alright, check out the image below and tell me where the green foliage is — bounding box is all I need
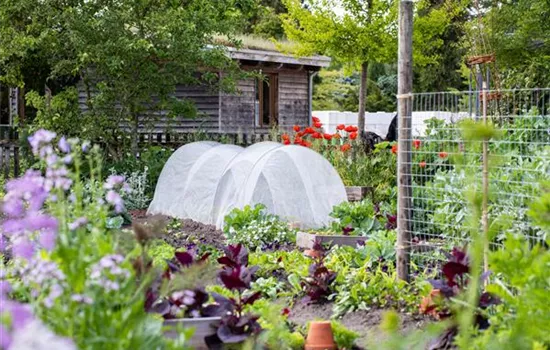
[324,245,430,317]
[416,117,550,243]
[248,299,305,350]
[147,240,176,268]
[223,204,297,249]
[330,320,360,349]
[251,276,286,299]
[330,200,381,235]
[485,0,550,88]
[331,142,397,199]
[106,146,172,199]
[312,67,396,112]
[0,0,248,153]
[250,250,311,279]
[468,235,550,349]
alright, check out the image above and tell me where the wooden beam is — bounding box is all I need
[397,0,413,282]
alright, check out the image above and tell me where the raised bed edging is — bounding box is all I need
[164,316,221,349]
[345,186,373,202]
[296,231,367,249]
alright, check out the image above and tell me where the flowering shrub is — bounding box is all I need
[110,167,151,210]
[0,130,184,349]
[223,204,296,250]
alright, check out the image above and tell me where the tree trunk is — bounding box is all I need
[358,61,369,138]
[131,114,139,157]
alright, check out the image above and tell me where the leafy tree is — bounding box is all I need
[0,0,249,157]
[245,0,289,38]
[483,0,550,88]
[281,0,397,135]
[413,0,469,92]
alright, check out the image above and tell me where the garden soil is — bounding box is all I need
[289,302,430,349]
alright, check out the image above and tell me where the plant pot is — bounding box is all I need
[345,186,373,202]
[164,316,221,349]
[305,321,337,350]
[297,231,366,249]
[419,289,441,319]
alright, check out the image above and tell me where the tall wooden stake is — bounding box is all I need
[481,81,489,273]
[397,0,413,282]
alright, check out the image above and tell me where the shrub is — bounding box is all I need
[110,167,151,210]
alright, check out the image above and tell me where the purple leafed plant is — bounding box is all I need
[205,244,262,345]
[425,247,500,331]
[302,243,336,304]
[145,250,214,319]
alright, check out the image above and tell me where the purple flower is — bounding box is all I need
[81,141,90,153]
[106,190,124,213]
[39,230,56,251]
[12,238,35,260]
[68,217,88,231]
[28,129,56,157]
[0,280,12,296]
[71,294,93,304]
[0,324,12,349]
[0,235,6,251]
[58,137,70,153]
[25,214,58,232]
[0,300,34,329]
[2,198,24,217]
[104,175,126,190]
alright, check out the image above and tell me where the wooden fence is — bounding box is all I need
[136,131,279,148]
[0,142,20,179]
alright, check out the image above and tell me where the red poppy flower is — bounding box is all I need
[294,137,303,144]
[350,132,358,140]
[283,139,291,145]
[344,125,356,132]
[351,126,359,132]
[281,308,291,317]
[293,125,301,132]
[333,133,341,139]
[391,144,398,154]
[323,133,332,140]
[341,144,351,152]
[305,127,315,134]
[439,151,448,159]
[336,124,345,131]
[312,132,322,139]
[312,116,320,123]
[282,134,290,141]
[303,141,312,148]
[413,139,421,150]
[419,161,426,168]
[314,122,323,129]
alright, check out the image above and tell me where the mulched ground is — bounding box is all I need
[289,302,431,349]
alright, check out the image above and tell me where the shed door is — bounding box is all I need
[256,74,278,127]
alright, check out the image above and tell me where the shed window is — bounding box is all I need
[0,84,11,126]
[255,74,278,127]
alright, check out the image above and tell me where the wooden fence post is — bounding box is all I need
[397,0,413,282]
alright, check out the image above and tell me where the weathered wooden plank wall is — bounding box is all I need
[278,71,310,128]
[77,83,221,133]
[219,78,257,133]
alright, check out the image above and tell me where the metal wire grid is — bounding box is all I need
[401,88,550,271]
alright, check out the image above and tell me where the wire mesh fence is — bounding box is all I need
[400,88,550,274]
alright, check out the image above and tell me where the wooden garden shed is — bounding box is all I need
[130,47,331,136]
[2,48,330,138]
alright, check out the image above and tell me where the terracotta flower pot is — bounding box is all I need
[305,321,337,350]
[419,289,441,318]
